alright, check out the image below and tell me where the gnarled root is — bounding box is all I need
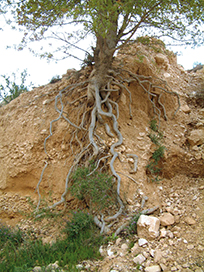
[35,67,179,234]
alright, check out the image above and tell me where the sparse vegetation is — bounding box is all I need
[147,119,166,181]
[0,70,33,105]
[0,212,103,272]
[70,162,116,213]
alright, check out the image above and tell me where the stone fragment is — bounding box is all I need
[160,228,167,238]
[133,254,146,265]
[121,243,128,251]
[160,263,168,271]
[155,53,169,68]
[195,268,203,272]
[159,213,175,226]
[137,215,160,240]
[33,267,42,272]
[187,129,204,146]
[107,247,114,256]
[131,243,139,255]
[187,244,194,250]
[154,250,163,263]
[181,104,191,114]
[197,245,204,252]
[138,238,148,247]
[145,265,161,272]
[184,216,196,225]
[115,237,122,246]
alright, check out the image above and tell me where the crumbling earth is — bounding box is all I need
[0,41,203,271]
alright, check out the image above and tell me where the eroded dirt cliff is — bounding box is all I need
[0,40,203,271]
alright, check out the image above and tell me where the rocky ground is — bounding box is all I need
[0,40,203,271]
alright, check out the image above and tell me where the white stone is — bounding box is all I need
[133,254,146,265]
[33,267,42,272]
[138,238,148,247]
[137,215,160,240]
[160,228,167,238]
[107,247,114,256]
[145,265,161,272]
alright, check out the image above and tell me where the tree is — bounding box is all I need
[2,0,204,232]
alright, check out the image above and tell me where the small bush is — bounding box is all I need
[0,223,24,248]
[70,163,116,212]
[0,212,103,272]
[147,119,166,181]
[64,211,94,239]
[0,69,33,105]
[127,213,141,235]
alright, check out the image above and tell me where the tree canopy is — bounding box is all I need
[3,0,204,65]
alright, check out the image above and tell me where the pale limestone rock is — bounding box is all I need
[195,268,203,272]
[187,129,204,147]
[160,263,168,271]
[154,250,163,263]
[181,104,191,114]
[137,215,160,240]
[33,267,42,272]
[155,53,169,67]
[159,213,175,226]
[115,237,122,246]
[121,243,128,251]
[160,228,167,238]
[197,245,204,252]
[184,216,196,225]
[133,253,146,265]
[131,242,139,255]
[138,238,148,247]
[145,265,161,272]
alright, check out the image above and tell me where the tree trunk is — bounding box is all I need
[87,16,118,102]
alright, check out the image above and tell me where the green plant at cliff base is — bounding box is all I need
[0,212,103,272]
[147,119,166,182]
[70,162,117,213]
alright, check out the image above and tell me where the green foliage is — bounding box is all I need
[64,211,94,239]
[149,119,158,132]
[147,119,166,181]
[0,70,33,105]
[70,163,116,212]
[4,0,204,62]
[0,223,24,249]
[127,213,141,235]
[0,213,103,272]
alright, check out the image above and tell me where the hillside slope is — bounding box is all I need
[0,40,203,271]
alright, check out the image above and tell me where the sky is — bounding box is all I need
[0,17,204,88]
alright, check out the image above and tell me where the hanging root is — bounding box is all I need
[35,66,180,234]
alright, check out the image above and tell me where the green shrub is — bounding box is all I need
[147,119,166,181]
[0,213,103,272]
[0,223,24,248]
[64,211,94,239]
[70,163,116,212]
[0,69,33,105]
[127,213,141,235]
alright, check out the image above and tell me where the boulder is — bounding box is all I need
[187,129,204,147]
[159,212,175,226]
[137,215,160,240]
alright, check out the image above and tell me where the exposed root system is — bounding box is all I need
[36,67,180,234]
